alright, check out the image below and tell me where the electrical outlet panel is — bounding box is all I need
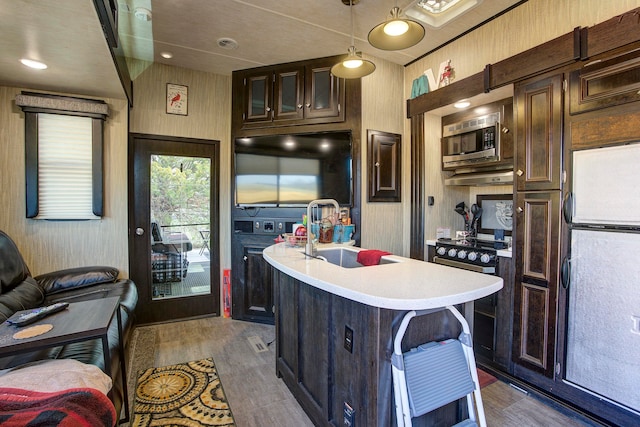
[344,325,353,353]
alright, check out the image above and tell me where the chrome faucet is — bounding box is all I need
[305,199,339,257]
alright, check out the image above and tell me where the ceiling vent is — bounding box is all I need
[217,38,239,50]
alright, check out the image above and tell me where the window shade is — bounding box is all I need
[17,91,107,219]
[36,113,99,220]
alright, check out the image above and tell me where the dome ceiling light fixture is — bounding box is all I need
[368,1,425,50]
[20,59,47,70]
[331,0,375,79]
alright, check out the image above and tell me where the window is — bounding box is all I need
[16,92,108,219]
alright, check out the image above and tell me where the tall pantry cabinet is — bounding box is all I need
[512,73,564,379]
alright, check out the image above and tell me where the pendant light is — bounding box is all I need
[331,0,375,79]
[368,3,425,50]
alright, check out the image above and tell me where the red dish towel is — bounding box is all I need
[357,249,392,266]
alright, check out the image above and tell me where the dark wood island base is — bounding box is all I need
[274,269,468,427]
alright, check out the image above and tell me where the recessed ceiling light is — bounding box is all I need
[454,100,471,109]
[161,52,173,59]
[134,7,152,21]
[217,38,239,50]
[20,59,47,70]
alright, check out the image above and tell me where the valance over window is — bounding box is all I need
[16,92,109,220]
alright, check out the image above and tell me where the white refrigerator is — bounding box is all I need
[564,142,640,415]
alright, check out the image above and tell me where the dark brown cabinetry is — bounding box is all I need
[513,73,564,379]
[231,55,362,326]
[231,233,275,324]
[474,256,514,372]
[515,74,564,191]
[367,130,401,202]
[570,50,640,115]
[238,58,344,129]
[512,191,561,378]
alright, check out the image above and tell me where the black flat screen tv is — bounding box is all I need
[234,131,352,207]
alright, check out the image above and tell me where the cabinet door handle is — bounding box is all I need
[516,169,524,176]
[516,206,523,213]
[297,104,303,109]
[266,107,271,112]
[561,256,571,289]
[375,162,380,167]
[243,256,248,261]
[563,192,574,224]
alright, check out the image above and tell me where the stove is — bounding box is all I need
[433,238,507,274]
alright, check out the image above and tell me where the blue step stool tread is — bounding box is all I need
[403,339,475,418]
[453,419,478,427]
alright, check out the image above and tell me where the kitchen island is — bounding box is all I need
[263,243,502,427]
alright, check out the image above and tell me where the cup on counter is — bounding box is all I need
[333,224,355,243]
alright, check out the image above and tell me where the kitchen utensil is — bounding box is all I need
[471,205,483,235]
[455,202,471,234]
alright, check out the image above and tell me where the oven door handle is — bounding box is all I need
[433,256,496,274]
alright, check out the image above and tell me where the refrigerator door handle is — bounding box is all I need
[561,256,571,289]
[563,192,573,224]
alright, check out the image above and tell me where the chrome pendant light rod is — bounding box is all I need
[331,0,375,79]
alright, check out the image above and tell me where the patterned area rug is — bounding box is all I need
[132,358,235,427]
[477,368,498,388]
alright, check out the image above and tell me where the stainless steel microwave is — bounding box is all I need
[442,112,502,170]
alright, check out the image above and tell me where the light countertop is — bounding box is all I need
[263,243,503,310]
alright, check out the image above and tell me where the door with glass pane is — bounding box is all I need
[130,134,219,324]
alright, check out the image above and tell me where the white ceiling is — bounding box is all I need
[0,0,523,100]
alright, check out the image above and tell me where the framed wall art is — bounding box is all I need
[166,83,188,116]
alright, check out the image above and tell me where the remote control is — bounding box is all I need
[9,302,69,327]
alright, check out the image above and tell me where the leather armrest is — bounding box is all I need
[35,266,119,295]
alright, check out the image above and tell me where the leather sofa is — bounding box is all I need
[0,230,138,418]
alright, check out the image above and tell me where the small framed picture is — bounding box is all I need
[166,83,188,115]
[477,194,513,236]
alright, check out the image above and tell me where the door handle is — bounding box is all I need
[135,227,145,236]
[561,256,571,289]
[563,192,574,224]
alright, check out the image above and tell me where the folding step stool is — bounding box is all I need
[391,306,487,427]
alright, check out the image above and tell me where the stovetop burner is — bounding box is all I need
[437,237,508,251]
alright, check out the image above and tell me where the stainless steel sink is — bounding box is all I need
[314,247,398,268]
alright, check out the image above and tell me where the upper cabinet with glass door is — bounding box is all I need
[239,57,345,129]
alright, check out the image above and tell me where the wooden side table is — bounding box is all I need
[0,297,129,423]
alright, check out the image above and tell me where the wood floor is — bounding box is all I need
[123,316,599,427]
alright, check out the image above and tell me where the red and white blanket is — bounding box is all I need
[0,387,116,427]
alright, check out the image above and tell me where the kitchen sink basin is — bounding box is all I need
[313,247,398,268]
